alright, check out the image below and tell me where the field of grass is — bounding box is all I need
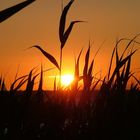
[1,0,140,139]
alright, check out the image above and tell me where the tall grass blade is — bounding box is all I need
[10,75,28,91]
[0,76,2,91]
[115,45,119,66]
[120,34,140,61]
[54,76,57,92]
[108,47,115,80]
[0,0,35,23]
[72,49,83,90]
[38,64,43,93]
[91,79,100,93]
[124,57,131,83]
[83,45,92,91]
[26,72,39,95]
[10,66,37,91]
[132,75,140,85]
[83,45,90,76]
[31,45,60,70]
[59,0,74,43]
[30,74,39,92]
[1,79,6,92]
[115,46,121,83]
[75,48,83,78]
[13,78,28,92]
[26,69,33,93]
[120,65,126,81]
[61,21,84,49]
[109,50,137,86]
[88,60,94,77]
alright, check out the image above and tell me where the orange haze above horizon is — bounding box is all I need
[0,0,140,90]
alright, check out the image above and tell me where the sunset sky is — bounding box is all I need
[0,0,140,89]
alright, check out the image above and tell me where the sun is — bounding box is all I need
[61,74,74,87]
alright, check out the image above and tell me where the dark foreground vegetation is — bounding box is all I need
[1,0,140,139]
[0,86,140,140]
[0,35,140,139]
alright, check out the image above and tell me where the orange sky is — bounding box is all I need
[0,0,140,90]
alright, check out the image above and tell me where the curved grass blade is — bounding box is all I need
[132,75,140,86]
[91,79,100,93]
[10,75,28,91]
[54,76,57,92]
[31,74,39,90]
[116,38,140,48]
[26,72,40,95]
[115,46,121,83]
[107,47,115,80]
[83,45,90,76]
[30,45,60,70]
[88,60,94,77]
[13,78,28,92]
[72,48,83,90]
[61,21,84,49]
[0,0,35,23]
[38,64,43,93]
[94,40,105,59]
[0,76,2,90]
[124,57,131,80]
[120,34,140,61]
[59,0,74,43]
[120,65,126,81]
[26,69,33,93]
[109,50,137,86]
[75,48,83,77]
[1,79,6,92]
[83,45,91,91]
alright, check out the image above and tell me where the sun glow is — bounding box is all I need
[61,74,74,87]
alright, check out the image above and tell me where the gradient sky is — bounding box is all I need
[0,0,140,89]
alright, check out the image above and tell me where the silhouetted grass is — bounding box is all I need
[1,0,140,139]
[0,0,35,23]
[0,35,140,140]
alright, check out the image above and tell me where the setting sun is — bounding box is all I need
[61,74,74,87]
[0,0,140,139]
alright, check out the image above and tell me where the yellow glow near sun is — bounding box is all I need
[61,74,74,87]
[49,74,74,88]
